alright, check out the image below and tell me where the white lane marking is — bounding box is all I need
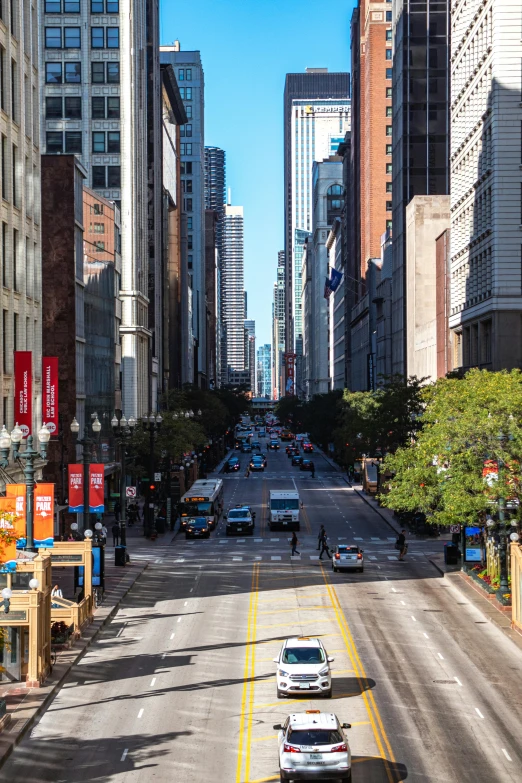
[177,617,182,623]
[233,557,243,561]
[271,538,280,542]
[184,602,188,606]
[475,708,484,719]
[170,633,175,640]
[454,677,463,687]
[391,587,397,592]
[255,556,262,560]
[400,601,406,606]
[236,539,246,543]
[174,558,185,562]
[437,652,444,660]
[411,616,417,622]
[337,537,346,540]
[423,633,429,639]
[310,556,319,560]
[387,556,398,561]
[137,709,144,719]
[254,538,263,542]
[371,537,380,540]
[150,677,156,687]
[502,749,512,762]
[161,652,166,659]
[354,537,363,541]
[369,556,377,560]
[387,537,396,541]
[189,588,193,592]
[121,749,128,762]
[271,556,281,561]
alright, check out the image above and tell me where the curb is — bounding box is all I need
[428,558,445,576]
[352,487,402,536]
[0,562,147,769]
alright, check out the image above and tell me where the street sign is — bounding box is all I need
[126,486,137,498]
[450,525,461,534]
[154,472,162,481]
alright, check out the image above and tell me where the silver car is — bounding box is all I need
[274,711,352,781]
[332,544,364,573]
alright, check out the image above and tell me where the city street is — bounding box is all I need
[2,446,522,782]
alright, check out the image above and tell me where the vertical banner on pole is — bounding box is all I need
[34,484,54,548]
[14,351,32,437]
[6,484,27,548]
[89,465,105,513]
[68,465,84,512]
[0,497,18,571]
[42,357,59,435]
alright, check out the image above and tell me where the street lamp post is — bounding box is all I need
[70,415,102,532]
[111,413,137,546]
[0,422,51,550]
[143,413,162,537]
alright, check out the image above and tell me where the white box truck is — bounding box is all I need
[269,490,300,531]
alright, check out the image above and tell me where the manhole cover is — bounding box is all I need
[433,680,456,684]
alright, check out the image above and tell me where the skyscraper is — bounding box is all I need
[41,0,151,416]
[257,345,272,398]
[160,43,207,387]
[244,319,256,393]
[283,70,351,362]
[391,0,450,375]
[221,204,245,380]
[204,146,226,257]
[272,251,286,399]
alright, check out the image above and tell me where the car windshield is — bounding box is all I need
[188,519,207,529]
[271,499,299,510]
[287,728,343,746]
[282,646,325,664]
[302,460,311,465]
[339,546,359,553]
[183,502,212,514]
[228,509,250,519]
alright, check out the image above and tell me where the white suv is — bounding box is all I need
[274,637,334,699]
[274,710,352,781]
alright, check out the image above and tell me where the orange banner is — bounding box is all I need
[34,483,54,549]
[0,497,17,572]
[6,484,27,547]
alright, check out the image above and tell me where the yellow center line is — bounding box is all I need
[257,618,335,629]
[258,605,330,615]
[320,563,398,783]
[253,734,278,743]
[300,501,312,534]
[235,563,258,783]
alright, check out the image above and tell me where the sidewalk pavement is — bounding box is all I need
[0,518,177,767]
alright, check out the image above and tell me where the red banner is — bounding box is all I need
[89,464,104,513]
[6,484,27,548]
[34,483,54,548]
[68,464,84,513]
[42,357,59,436]
[14,351,32,437]
[0,497,17,572]
[285,352,296,397]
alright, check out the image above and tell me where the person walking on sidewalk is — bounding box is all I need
[319,530,332,560]
[112,522,120,547]
[397,529,407,561]
[317,525,325,551]
[291,532,300,556]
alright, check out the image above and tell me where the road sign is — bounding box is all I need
[126,486,137,498]
[450,525,461,533]
[154,472,162,481]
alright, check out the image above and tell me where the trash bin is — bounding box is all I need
[444,543,459,565]
[155,515,166,534]
[114,545,126,567]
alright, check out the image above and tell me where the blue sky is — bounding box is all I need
[161,0,356,348]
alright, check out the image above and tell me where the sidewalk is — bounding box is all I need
[0,518,176,767]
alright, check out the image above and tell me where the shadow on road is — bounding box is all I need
[352,755,408,782]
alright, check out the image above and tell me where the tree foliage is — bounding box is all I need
[381,369,522,526]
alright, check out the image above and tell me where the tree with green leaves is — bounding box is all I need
[381,369,522,526]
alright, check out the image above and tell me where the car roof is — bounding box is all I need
[284,637,322,648]
[287,712,339,729]
[229,506,251,513]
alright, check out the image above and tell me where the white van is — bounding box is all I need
[269,490,300,531]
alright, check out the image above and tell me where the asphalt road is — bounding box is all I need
[2,441,522,782]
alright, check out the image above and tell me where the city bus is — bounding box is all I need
[179,479,224,530]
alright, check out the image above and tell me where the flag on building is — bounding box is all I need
[324,267,343,299]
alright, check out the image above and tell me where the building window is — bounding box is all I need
[187,217,192,229]
[185,143,192,155]
[386,87,392,98]
[385,48,392,60]
[386,106,392,117]
[107,96,120,118]
[106,0,119,10]
[92,166,106,188]
[65,97,81,118]
[386,219,392,231]
[386,29,392,41]
[65,131,82,153]
[64,27,81,48]
[64,0,80,10]
[92,131,105,152]
[65,62,81,82]
[180,143,185,155]
[107,62,120,83]
[185,124,192,137]
[46,131,63,153]
[186,68,192,80]
[326,184,344,224]
[386,11,392,21]
[0,136,5,200]
[185,198,192,211]
[188,255,193,269]
[1,223,5,287]
[185,179,193,193]
[386,144,392,154]
[92,96,105,118]
[178,68,184,81]
[12,228,17,291]
[45,27,61,48]
[91,27,104,47]
[93,202,103,215]
[185,105,192,119]
[386,125,392,136]
[107,131,120,152]
[386,163,392,173]
[106,27,119,48]
[93,222,104,233]
[45,0,61,12]
[386,68,392,79]
[179,87,185,99]
[91,61,105,83]
[107,166,120,187]
[45,96,62,118]
[45,62,62,83]
[386,181,392,192]
[187,234,193,250]
[386,201,392,211]
[95,241,105,252]
[185,87,192,100]
[91,0,103,10]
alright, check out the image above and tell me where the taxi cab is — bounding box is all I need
[273,711,352,781]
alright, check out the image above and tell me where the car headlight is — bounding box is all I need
[318,666,329,676]
[278,669,290,678]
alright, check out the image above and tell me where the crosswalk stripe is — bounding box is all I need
[271,556,281,561]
